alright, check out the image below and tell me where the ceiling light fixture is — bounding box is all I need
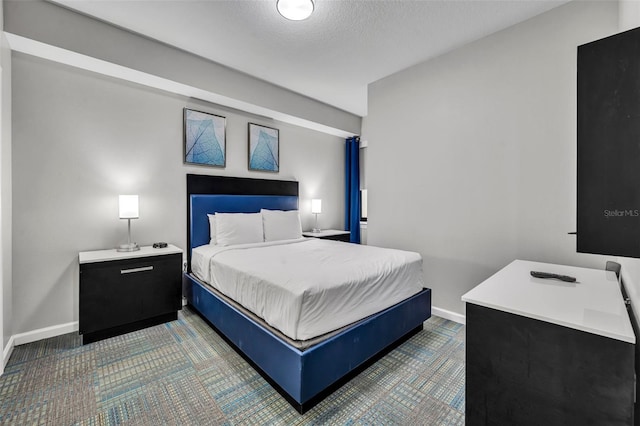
[277,0,314,21]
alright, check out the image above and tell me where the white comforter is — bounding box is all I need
[192,238,424,340]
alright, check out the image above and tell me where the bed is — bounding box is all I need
[182,174,432,413]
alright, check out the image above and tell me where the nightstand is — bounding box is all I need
[302,229,351,242]
[79,244,183,344]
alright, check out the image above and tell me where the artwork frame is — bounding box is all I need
[248,123,279,173]
[184,108,226,168]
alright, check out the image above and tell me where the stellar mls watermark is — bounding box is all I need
[604,209,640,218]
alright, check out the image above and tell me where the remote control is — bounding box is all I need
[530,271,576,282]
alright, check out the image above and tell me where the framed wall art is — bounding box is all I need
[184,108,226,167]
[248,123,279,172]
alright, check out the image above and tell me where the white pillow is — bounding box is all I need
[215,212,264,246]
[207,214,217,245]
[261,209,302,242]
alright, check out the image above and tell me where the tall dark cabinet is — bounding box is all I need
[578,27,640,426]
[577,27,640,257]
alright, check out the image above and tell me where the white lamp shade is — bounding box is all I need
[277,0,314,21]
[119,195,139,219]
[311,198,322,214]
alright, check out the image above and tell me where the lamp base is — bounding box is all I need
[117,242,140,252]
[312,228,321,233]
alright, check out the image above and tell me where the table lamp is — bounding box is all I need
[311,198,322,233]
[117,195,140,252]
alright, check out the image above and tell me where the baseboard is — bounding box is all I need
[432,306,466,325]
[3,308,463,353]
[2,334,14,372]
[13,321,78,346]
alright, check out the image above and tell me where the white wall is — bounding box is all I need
[11,53,345,335]
[363,1,619,315]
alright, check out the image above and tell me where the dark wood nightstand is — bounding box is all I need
[302,229,351,242]
[79,245,183,344]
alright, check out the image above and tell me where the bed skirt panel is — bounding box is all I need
[299,287,431,403]
[184,273,304,399]
[183,273,431,411]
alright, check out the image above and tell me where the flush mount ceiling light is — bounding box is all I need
[277,0,314,21]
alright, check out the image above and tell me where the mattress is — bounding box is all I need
[191,238,425,341]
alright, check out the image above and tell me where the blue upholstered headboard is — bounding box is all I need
[190,194,298,250]
[186,174,299,269]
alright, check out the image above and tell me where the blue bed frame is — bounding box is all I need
[183,174,432,413]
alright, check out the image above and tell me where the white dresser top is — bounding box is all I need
[79,244,182,264]
[462,259,635,343]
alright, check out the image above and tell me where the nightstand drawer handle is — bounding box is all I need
[121,266,154,274]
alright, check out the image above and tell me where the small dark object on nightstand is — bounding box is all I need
[153,242,168,248]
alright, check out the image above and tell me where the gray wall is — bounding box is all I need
[1,1,12,355]
[12,53,345,334]
[363,0,618,315]
[4,0,361,136]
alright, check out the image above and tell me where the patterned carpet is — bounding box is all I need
[0,307,465,425]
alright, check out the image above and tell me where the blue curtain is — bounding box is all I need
[345,137,361,243]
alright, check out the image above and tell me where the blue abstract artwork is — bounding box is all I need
[248,123,279,172]
[184,109,226,167]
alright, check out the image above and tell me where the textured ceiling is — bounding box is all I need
[50,0,569,116]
